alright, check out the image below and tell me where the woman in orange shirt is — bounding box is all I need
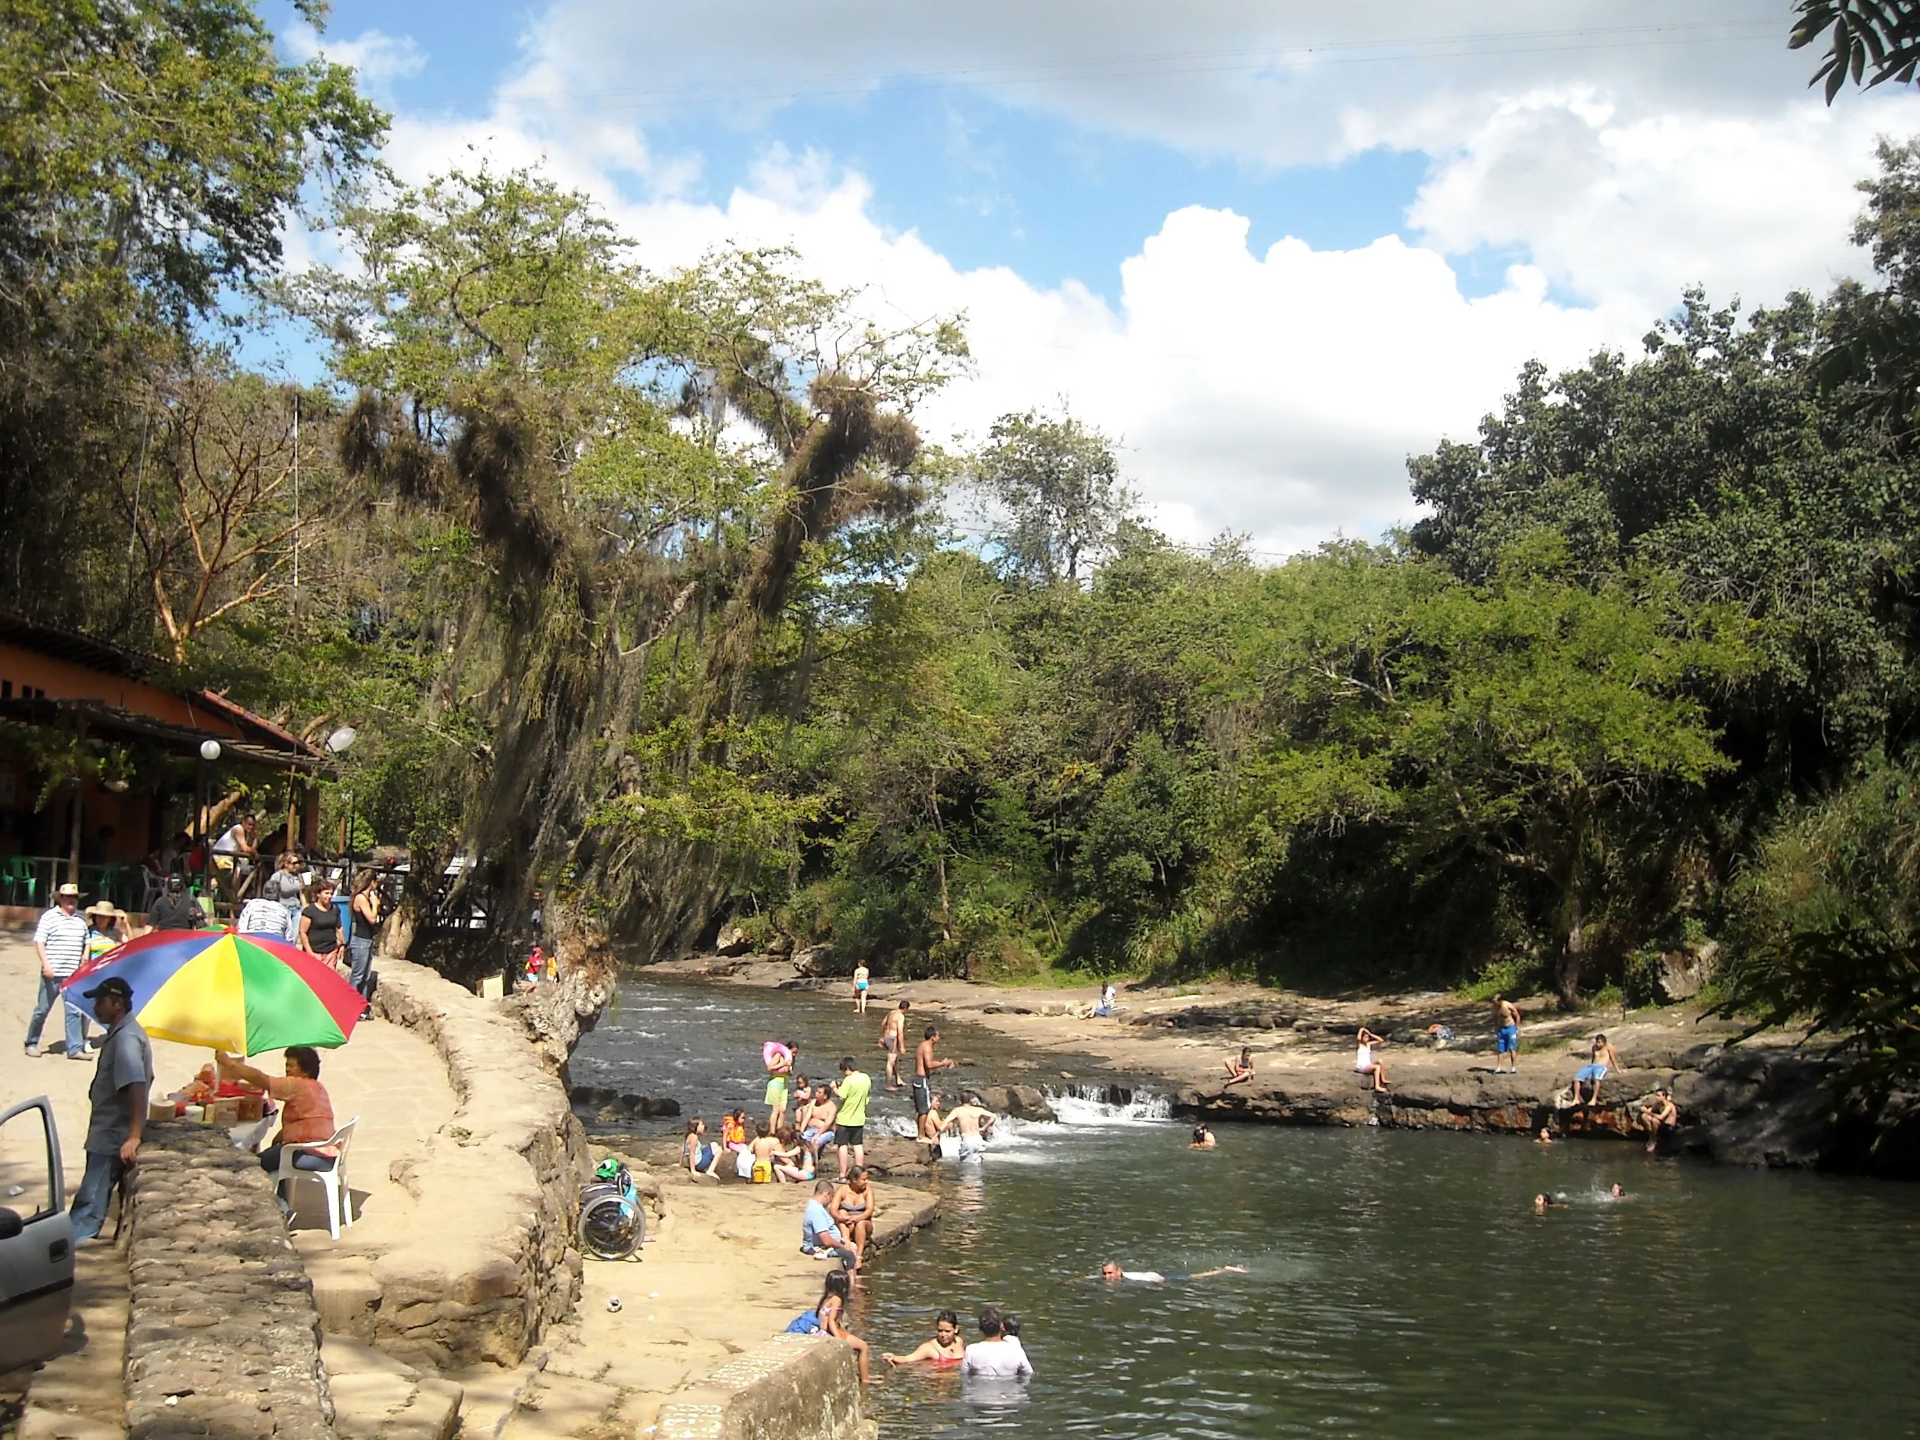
[216,1045,339,1187]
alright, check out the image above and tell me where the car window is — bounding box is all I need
[0,1102,59,1222]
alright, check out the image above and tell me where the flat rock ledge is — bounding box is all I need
[126,1125,335,1440]
[653,1336,869,1440]
[362,958,593,1369]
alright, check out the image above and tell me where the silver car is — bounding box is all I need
[0,1097,75,1370]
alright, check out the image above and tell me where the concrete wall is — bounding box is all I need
[126,1125,336,1440]
[653,1335,872,1440]
[355,958,591,1369]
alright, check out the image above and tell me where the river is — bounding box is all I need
[571,975,1920,1438]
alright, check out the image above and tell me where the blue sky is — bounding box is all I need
[273,1,1920,552]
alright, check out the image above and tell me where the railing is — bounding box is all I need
[0,856,150,912]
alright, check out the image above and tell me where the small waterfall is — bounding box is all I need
[1042,1083,1172,1126]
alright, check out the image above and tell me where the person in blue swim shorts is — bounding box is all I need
[1493,994,1521,1073]
[1570,1033,1620,1106]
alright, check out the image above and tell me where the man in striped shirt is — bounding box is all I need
[27,883,90,1059]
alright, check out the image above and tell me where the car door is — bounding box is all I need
[0,1096,74,1370]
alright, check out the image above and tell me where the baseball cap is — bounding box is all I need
[82,976,133,1003]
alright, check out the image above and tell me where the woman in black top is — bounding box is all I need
[299,878,344,970]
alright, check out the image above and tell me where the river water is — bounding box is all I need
[572,976,1920,1438]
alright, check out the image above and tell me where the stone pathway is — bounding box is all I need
[0,932,457,1431]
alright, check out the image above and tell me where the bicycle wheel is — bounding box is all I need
[578,1190,643,1260]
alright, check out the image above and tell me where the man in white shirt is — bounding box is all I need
[960,1307,1032,1378]
[27,883,91,1058]
[237,894,295,941]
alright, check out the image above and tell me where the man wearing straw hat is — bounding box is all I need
[26,882,89,1059]
[69,975,151,1242]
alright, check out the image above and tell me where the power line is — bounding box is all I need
[491,21,1782,118]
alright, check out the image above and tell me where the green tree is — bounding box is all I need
[970,409,1134,586]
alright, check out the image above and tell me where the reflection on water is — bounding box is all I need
[582,977,1920,1438]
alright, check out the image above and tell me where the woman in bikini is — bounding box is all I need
[683,1118,722,1179]
[1355,1027,1389,1092]
[815,1271,872,1384]
[883,1309,967,1366]
[830,1167,878,1260]
[1224,1046,1255,1088]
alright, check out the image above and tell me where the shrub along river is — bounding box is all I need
[572,976,1920,1438]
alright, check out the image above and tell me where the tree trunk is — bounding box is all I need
[1556,892,1586,1009]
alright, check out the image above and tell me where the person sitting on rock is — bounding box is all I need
[801,1178,859,1271]
[683,1117,722,1179]
[773,1125,813,1183]
[799,1084,837,1163]
[816,1270,873,1384]
[830,1166,879,1259]
[748,1121,781,1183]
[1640,1087,1679,1153]
[1354,1027,1389,1092]
[1570,1033,1621,1107]
[1224,1046,1255,1088]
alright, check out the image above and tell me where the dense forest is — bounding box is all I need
[6,2,1920,1093]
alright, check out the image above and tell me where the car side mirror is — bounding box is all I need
[0,1208,23,1240]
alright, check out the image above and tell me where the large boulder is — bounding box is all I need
[714,923,753,957]
[792,943,838,977]
[971,1084,1057,1122]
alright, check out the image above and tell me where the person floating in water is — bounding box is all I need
[1608,1183,1628,1199]
[1492,993,1522,1073]
[883,1309,967,1366]
[1097,1261,1246,1283]
[1355,1027,1389,1092]
[1532,1192,1569,1213]
[1223,1046,1255,1088]
[1189,1124,1217,1149]
[1570,1033,1620,1107]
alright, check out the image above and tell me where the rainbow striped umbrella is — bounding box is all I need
[62,928,364,1055]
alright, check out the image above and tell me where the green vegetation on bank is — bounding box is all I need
[3,2,1918,1104]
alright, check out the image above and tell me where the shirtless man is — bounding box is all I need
[912,1026,957,1142]
[829,1166,879,1261]
[1640,1087,1679,1153]
[942,1093,996,1158]
[879,1000,911,1090]
[1570,1033,1621,1107]
[1493,993,1522,1074]
[798,1084,838,1162]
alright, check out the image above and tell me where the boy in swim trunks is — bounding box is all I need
[913,1026,956,1143]
[1570,1033,1620,1106]
[1493,994,1521,1073]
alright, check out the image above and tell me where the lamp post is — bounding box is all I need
[198,739,221,898]
[324,726,357,889]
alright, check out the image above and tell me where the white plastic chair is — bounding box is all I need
[271,1117,357,1238]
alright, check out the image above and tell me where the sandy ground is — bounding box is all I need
[507,1169,936,1440]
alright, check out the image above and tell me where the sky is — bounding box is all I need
[267,0,1920,556]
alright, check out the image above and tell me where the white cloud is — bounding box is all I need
[341,0,1920,554]
[284,26,426,88]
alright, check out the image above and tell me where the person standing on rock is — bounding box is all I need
[69,976,150,1242]
[833,1056,873,1178]
[913,1026,957,1144]
[853,962,870,1013]
[1493,994,1522,1074]
[879,999,910,1089]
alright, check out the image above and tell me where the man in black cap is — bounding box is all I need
[144,874,205,930]
[70,975,152,1242]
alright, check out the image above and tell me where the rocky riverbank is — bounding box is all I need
[641,954,1920,1179]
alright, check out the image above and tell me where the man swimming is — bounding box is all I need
[1493,993,1521,1074]
[1097,1261,1246,1283]
[879,1000,910,1090]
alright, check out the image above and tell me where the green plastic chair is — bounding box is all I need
[2,856,37,907]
